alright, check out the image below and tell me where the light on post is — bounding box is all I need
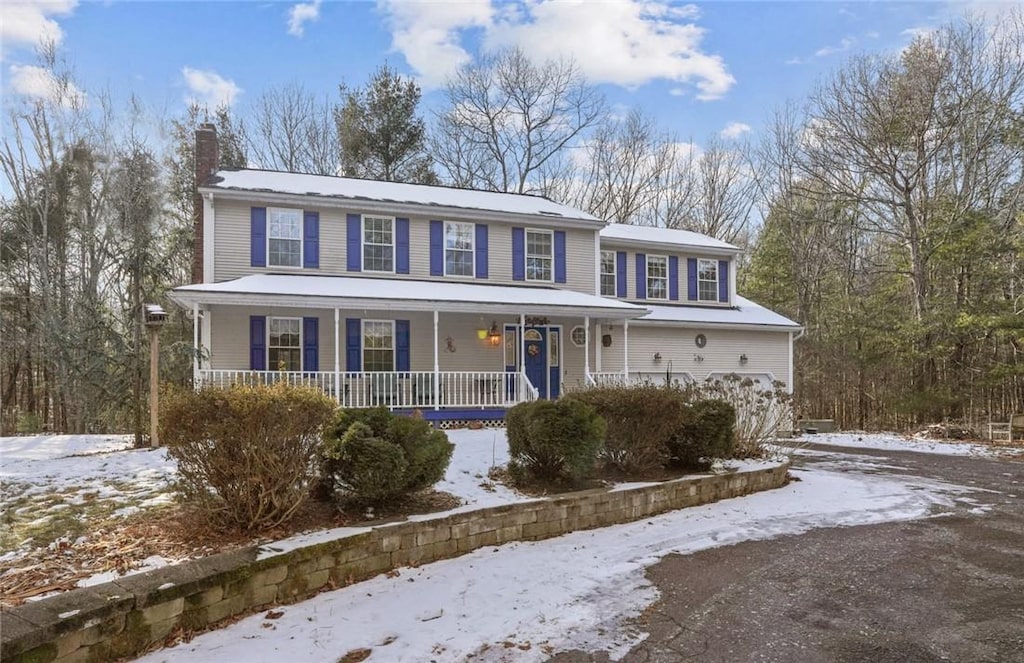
[144,304,166,448]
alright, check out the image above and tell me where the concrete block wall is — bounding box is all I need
[1,462,789,663]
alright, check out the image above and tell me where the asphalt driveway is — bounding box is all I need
[552,443,1024,663]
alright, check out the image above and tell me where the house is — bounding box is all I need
[168,125,801,425]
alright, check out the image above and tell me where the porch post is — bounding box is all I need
[192,303,199,387]
[334,308,341,404]
[583,315,590,382]
[433,310,440,410]
[595,320,602,372]
[623,319,630,381]
[520,313,526,400]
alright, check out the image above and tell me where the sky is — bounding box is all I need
[0,0,1018,151]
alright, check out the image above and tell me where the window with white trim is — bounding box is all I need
[526,229,553,281]
[444,221,474,277]
[698,259,718,302]
[600,250,616,296]
[268,208,302,267]
[363,320,395,372]
[268,317,301,371]
[363,216,394,272]
[647,255,668,300]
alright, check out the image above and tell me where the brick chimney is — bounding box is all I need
[192,123,219,283]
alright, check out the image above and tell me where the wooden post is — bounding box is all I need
[149,326,160,448]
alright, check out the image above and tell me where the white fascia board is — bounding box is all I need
[599,237,742,257]
[629,318,803,333]
[201,188,606,231]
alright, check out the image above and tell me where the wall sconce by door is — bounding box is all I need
[486,321,502,346]
[739,354,749,365]
[653,352,662,363]
[476,327,488,340]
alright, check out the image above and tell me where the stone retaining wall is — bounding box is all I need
[1,461,789,663]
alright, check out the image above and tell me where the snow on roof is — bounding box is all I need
[171,274,646,316]
[637,296,801,329]
[205,169,601,222]
[599,224,739,251]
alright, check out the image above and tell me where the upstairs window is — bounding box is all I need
[698,259,719,302]
[363,216,395,272]
[268,208,302,267]
[526,229,553,281]
[600,250,616,296]
[647,255,668,300]
[268,317,301,371]
[445,221,475,277]
[363,320,395,372]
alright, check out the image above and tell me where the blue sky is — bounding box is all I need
[0,1,1013,147]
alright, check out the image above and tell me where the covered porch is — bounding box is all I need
[169,274,646,416]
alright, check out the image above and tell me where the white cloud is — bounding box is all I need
[182,67,242,107]
[287,0,321,37]
[865,30,880,39]
[0,0,77,50]
[8,63,85,106]
[814,36,855,57]
[377,0,734,100]
[720,122,751,139]
[785,56,805,65]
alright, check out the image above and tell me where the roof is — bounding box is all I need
[204,169,601,223]
[170,274,647,318]
[600,224,740,252]
[635,296,801,330]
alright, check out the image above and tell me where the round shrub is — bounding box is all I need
[506,399,605,486]
[328,422,408,503]
[668,399,737,469]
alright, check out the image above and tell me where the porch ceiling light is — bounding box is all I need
[487,321,502,346]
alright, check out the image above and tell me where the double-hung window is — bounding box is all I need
[698,259,718,302]
[268,208,302,267]
[444,221,474,277]
[600,250,616,296]
[363,216,394,272]
[363,320,395,372]
[268,317,301,371]
[526,229,553,282]
[647,255,668,300]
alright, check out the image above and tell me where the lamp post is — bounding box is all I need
[143,304,167,448]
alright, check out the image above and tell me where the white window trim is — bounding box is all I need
[525,227,554,283]
[267,316,303,372]
[443,220,476,278]
[362,319,396,372]
[697,258,719,302]
[646,254,669,301]
[267,207,303,269]
[362,214,396,274]
[600,250,617,297]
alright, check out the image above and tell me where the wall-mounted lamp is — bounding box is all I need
[653,352,662,364]
[739,354,749,365]
[693,354,704,363]
[602,334,612,348]
[487,321,502,346]
[477,327,488,340]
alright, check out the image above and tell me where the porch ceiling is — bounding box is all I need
[169,273,648,318]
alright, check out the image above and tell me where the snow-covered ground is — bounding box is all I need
[794,432,1022,457]
[138,454,983,663]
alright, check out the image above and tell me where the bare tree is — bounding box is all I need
[686,134,758,245]
[433,48,604,194]
[245,82,338,175]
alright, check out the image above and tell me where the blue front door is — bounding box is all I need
[524,327,548,399]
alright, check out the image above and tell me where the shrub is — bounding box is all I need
[566,385,693,474]
[506,399,605,486]
[697,375,792,458]
[160,382,336,532]
[321,407,453,504]
[667,399,737,469]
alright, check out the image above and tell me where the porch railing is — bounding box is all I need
[196,369,537,410]
[586,371,695,387]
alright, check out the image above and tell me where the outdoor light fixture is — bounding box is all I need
[487,321,502,346]
[477,328,488,340]
[653,352,662,363]
[739,354,749,365]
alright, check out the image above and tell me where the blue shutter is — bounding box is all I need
[687,258,698,300]
[395,217,410,274]
[553,231,566,283]
[429,220,443,276]
[616,251,627,297]
[345,318,361,372]
[302,317,319,372]
[719,260,729,303]
[635,253,646,299]
[395,320,410,372]
[303,211,319,269]
[512,228,525,281]
[346,214,361,272]
[250,207,266,267]
[475,224,488,278]
[249,316,266,371]
[669,256,679,301]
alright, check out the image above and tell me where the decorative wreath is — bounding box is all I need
[527,343,541,357]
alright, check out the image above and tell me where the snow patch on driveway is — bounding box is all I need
[797,432,1020,457]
